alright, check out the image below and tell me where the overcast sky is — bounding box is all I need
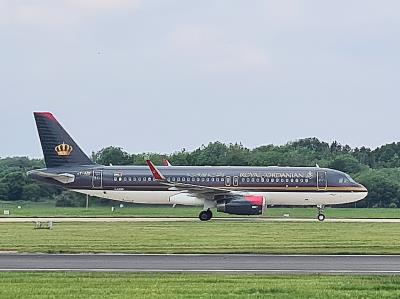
[1,0,400,158]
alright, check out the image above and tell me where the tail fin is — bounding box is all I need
[34,112,94,168]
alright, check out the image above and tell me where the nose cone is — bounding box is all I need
[359,184,368,193]
[358,184,368,200]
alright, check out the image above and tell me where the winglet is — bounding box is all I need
[146,160,166,180]
[163,159,172,167]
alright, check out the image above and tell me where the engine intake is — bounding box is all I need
[216,195,265,215]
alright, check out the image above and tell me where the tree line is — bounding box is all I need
[1,138,400,208]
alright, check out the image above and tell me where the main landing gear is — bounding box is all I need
[317,205,325,222]
[199,209,213,221]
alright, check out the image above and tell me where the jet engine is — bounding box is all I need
[216,195,266,215]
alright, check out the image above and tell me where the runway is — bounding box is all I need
[1,217,400,223]
[0,254,399,274]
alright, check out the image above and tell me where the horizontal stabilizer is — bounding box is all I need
[28,170,75,184]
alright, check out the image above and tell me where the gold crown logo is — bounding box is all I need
[55,143,73,156]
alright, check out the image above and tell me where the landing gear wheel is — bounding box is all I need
[317,214,326,222]
[199,209,213,221]
[316,205,326,222]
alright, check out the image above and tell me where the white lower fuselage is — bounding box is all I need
[74,189,368,207]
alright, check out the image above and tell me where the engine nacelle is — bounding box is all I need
[216,195,266,215]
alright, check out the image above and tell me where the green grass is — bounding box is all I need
[0,272,399,299]
[0,201,399,218]
[0,221,399,254]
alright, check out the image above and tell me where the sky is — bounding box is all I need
[1,0,400,158]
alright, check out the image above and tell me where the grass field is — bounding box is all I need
[0,272,399,299]
[0,221,399,254]
[0,201,399,219]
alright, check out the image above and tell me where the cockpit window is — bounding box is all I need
[345,174,356,184]
[338,174,356,184]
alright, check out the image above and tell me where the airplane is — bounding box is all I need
[27,112,368,221]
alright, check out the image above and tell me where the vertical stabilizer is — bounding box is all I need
[34,112,94,168]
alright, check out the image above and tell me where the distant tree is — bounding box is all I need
[328,155,365,174]
[355,170,400,208]
[93,147,131,165]
[1,171,26,201]
[0,183,8,200]
[191,142,229,166]
[373,143,400,168]
[22,184,41,201]
[170,149,191,166]
[225,143,249,166]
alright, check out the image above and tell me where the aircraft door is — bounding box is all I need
[225,176,231,187]
[317,171,327,190]
[233,176,239,187]
[92,170,103,188]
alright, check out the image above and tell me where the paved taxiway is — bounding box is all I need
[1,217,400,223]
[0,254,399,274]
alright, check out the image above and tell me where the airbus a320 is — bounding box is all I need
[28,112,368,221]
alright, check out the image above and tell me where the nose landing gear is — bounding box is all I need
[199,209,213,221]
[317,205,325,222]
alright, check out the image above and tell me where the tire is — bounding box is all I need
[317,214,326,222]
[199,210,212,221]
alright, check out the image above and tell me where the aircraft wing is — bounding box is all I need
[146,160,244,199]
